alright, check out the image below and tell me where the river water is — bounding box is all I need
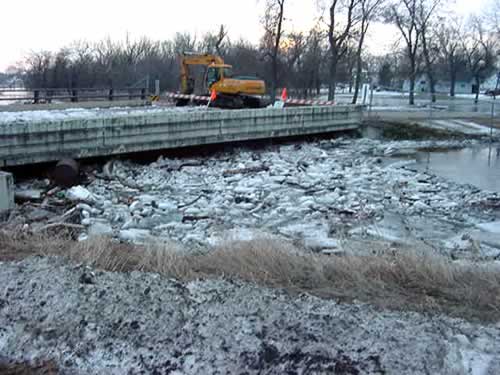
[415,145,500,192]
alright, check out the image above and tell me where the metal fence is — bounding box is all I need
[0,87,149,105]
[343,90,499,124]
[344,90,500,140]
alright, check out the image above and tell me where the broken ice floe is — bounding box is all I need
[58,137,499,260]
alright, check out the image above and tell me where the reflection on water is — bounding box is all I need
[416,145,500,192]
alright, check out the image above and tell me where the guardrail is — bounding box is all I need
[163,92,337,107]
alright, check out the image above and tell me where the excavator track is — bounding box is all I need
[176,94,266,109]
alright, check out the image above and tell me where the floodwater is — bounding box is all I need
[415,146,500,192]
[334,93,497,114]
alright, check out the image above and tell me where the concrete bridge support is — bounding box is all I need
[0,172,14,213]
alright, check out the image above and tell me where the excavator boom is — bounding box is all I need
[180,53,225,94]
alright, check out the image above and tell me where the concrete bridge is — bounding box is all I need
[0,105,362,167]
[0,105,362,210]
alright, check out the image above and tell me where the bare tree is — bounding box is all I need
[215,25,228,56]
[417,0,442,103]
[343,41,358,93]
[485,0,500,35]
[352,0,385,104]
[199,25,228,56]
[51,49,71,88]
[326,0,360,101]
[22,51,52,88]
[173,32,197,55]
[68,41,95,87]
[462,16,498,103]
[281,32,306,96]
[378,60,393,87]
[225,39,267,79]
[280,26,326,98]
[304,27,326,97]
[436,17,466,97]
[261,0,286,100]
[387,0,420,105]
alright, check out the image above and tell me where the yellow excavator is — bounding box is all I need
[177,53,267,109]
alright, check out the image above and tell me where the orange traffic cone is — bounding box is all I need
[208,90,217,107]
[281,88,288,101]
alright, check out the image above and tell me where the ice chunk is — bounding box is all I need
[66,186,95,203]
[158,201,177,211]
[304,237,339,250]
[129,201,143,213]
[88,222,113,237]
[476,221,500,234]
[119,229,151,244]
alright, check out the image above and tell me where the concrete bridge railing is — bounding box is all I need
[0,105,362,167]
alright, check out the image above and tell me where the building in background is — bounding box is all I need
[403,72,500,96]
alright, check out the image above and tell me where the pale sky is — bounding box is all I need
[0,0,489,72]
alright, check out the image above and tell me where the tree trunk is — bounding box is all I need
[271,55,278,102]
[409,59,416,105]
[348,64,354,94]
[449,66,456,97]
[352,29,366,105]
[328,52,338,101]
[352,54,363,104]
[409,77,415,105]
[475,75,480,104]
[270,0,284,103]
[421,29,436,103]
[428,72,437,103]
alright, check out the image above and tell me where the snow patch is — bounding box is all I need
[0,106,210,125]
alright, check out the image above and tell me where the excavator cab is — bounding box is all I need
[206,65,221,89]
[206,65,234,89]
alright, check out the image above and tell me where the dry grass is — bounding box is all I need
[1,230,499,322]
[0,360,59,375]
